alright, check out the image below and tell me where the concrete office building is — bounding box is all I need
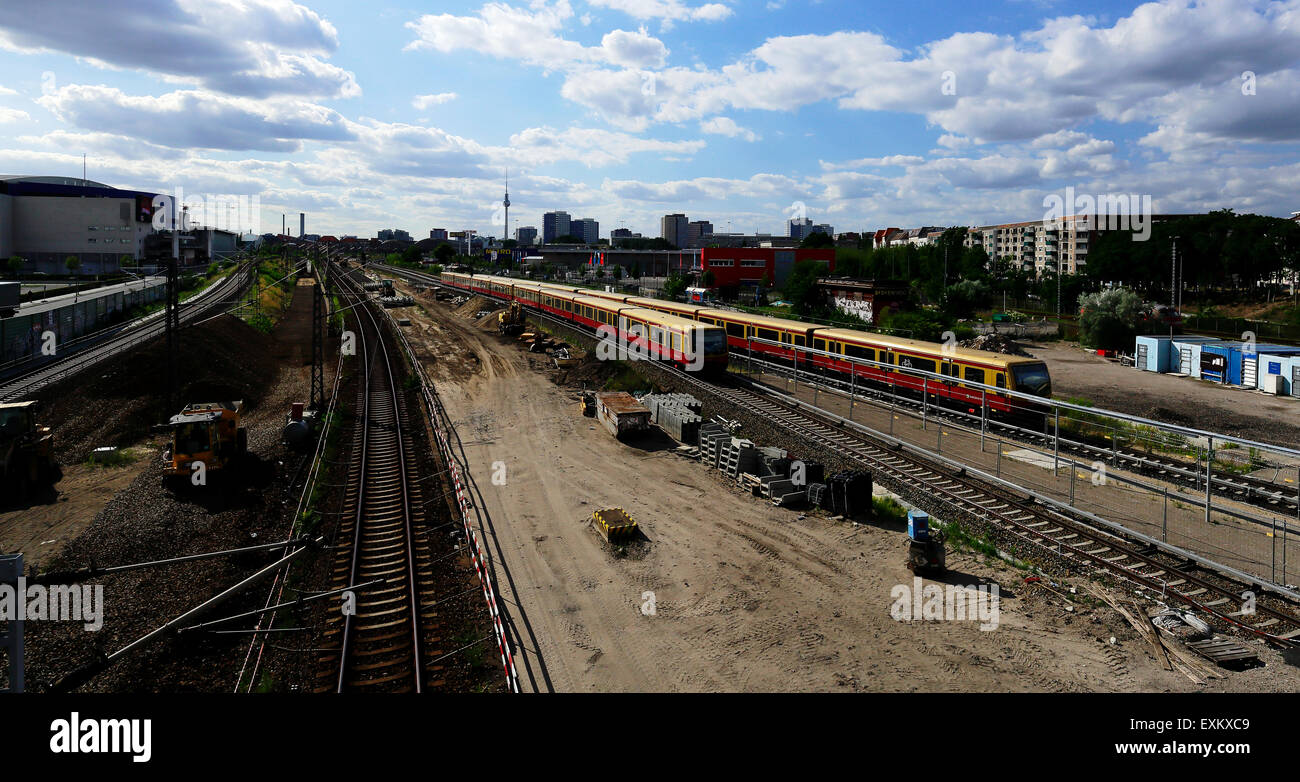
[687,220,713,247]
[515,226,538,246]
[661,213,688,248]
[0,175,163,275]
[543,211,571,244]
[571,217,599,244]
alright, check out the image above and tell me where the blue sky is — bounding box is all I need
[0,0,1297,240]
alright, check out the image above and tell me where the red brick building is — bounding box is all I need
[699,247,835,289]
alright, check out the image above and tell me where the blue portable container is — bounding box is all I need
[1200,343,1244,384]
[907,509,929,542]
[1134,335,1170,372]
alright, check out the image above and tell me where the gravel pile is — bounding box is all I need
[959,333,1031,356]
[34,316,283,462]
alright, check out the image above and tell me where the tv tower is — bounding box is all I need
[503,169,510,244]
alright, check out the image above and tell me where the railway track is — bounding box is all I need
[318,269,439,692]
[744,354,1300,518]
[0,261,254,401]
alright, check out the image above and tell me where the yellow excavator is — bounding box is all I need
[498,301,526,336]
[0,401,59,499]
[163,401,248,486]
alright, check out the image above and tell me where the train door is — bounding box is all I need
[1243,356,1257,388]
[1136,343,1148,371]
[1179,346,1192,374]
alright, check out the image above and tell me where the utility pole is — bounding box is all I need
[1170,236,1179,338]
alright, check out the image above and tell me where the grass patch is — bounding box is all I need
[872,496,907,524]
[85,447,139,468]
[601,363,656,393]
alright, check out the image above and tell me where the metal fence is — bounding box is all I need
[730,339,1300,595]
[1183,316,1300,344]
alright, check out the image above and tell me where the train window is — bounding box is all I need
[651,326,663,344]
[963,367,986,385]
[726,321,745,338]
[780,332,790,343]
[757,328,778,342]
[672,334,682,352]
[898,355,936,374]
[793,334,806,347]
[844,344,874,362]
[995,373,1006,388]
[813,338,826,352]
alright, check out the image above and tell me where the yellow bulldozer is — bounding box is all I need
[498,301,526,336]
[0,401,59,499]
[163,401,248,486]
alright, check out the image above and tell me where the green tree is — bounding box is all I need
[1078,287,1149,350]
[434,243,455,264]
[6,256,22,279]
[700,269,716,288]
[661,273,688,301]
[612,265,623,281]
[784,260,826,315]
[941,279,991,320]
[400,244,422,265]
[65,255,81,275]
[800,231,834,248]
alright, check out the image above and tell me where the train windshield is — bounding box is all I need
[1011,363,1052,396]
[702,329,728,356]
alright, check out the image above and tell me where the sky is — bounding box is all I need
[0,0,1297,241]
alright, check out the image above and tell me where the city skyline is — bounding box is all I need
[0,1,1297,240]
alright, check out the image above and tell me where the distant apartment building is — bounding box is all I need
[570,217,599,244]
[687,220,713,247]
[611,227,642,240]
[377,228,411,241]
[661,213,688,248]
[515,225,538,246]
[429,228,448,240]
[543,210,571,244]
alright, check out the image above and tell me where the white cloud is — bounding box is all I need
[0,106,30,123]
[37,85,354,152]
[587,0,732,28]
[412,92,458,109]
[404,2,669,70]
[0,0,359,99]
[700,116,758,142]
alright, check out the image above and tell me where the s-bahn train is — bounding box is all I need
[441,271,729,373]
[438,271,1052,417]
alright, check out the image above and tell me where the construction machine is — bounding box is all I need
[163,401,248,485]
[498,301,526,336]
[0,401,59,498]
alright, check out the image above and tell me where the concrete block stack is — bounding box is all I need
[643,394,704,445]
[718,437,760,478]
[699,423,730,468]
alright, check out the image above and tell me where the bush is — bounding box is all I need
[1078,288,1147,350]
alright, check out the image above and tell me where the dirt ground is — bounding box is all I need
[1025,341,1300,447]
[0,459,150,566]
[395,284,1296,692]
